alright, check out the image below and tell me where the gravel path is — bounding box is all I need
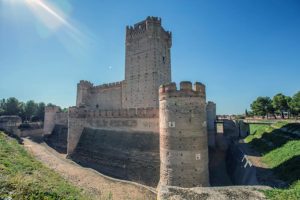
[23,138,156,200]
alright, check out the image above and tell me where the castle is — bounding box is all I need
[44,17,216,189]
[76,16,171,110]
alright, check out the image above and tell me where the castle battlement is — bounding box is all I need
[78,80,93,88]
[69,106,159,119]
[126,16,171,39]
[159,81,206,99]
[92,81,123,91]
[45,105,60,113]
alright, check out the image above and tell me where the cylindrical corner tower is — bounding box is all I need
[159,81,209,187]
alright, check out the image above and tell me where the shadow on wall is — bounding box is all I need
[70,128,160,187]
[226,142,259,186]
[44,125,68,154]
[223,120,250,139]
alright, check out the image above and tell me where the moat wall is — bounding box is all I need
[67,107,160,186]
[226,142,258,185]
[70,128,160,187]
[45,124,68,153]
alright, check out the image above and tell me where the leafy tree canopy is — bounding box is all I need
[0,97,58,122]
[250,96,273,117]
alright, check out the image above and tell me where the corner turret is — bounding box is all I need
[159,81,209,188]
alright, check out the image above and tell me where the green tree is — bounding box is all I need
[24,100,37,121]
[5,97,22,116]
[61,108,68,113]
[289,91,300,117]
[272,93,290,119]
[250,97,273,118]
[19,102,26,120]
[245,109,249,117]
[35,102,46,121]
[46,103,56,106]
[0,99,6,115]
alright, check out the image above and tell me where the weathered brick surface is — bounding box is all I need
[159,82,210,187]
[71,128,160,187]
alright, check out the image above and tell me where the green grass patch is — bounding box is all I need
[0,132,90,200]
[244,122,295,153]
[262,140,300,184]
[264,180,300,200]
[244,124,271,143]
[244,123,300,200]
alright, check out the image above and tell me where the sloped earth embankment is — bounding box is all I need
[23,138,156,200]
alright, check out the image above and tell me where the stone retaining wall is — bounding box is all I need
[70,128,160,187]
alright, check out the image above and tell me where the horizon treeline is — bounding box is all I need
[0,97,64,122]
[248,91,300,119]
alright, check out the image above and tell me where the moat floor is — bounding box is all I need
[23,137,156,200]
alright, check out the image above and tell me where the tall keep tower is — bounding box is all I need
[159,82,210,187]
[122,16,172,108]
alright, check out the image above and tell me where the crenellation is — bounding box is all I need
[180,81,193,91]
[159,81,206,100]
[79,80,93,87]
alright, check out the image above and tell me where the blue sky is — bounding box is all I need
[0,0,299,114]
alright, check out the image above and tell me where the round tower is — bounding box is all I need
[159,81,209,187]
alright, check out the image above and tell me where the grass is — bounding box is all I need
[244,124,271,143]
[244,122,300,200]
[0,131,90,200]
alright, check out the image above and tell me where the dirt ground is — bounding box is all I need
[23,137,156,200]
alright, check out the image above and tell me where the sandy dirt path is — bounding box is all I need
[23,138,156,200]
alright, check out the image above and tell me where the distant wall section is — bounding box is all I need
[76,81,123,110]
[43,106,68,136]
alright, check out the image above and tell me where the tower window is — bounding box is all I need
[162,56,166,64]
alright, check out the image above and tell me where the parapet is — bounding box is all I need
[69,106,159,119]
[78,80,93,88]
[126,16,171,40]
[45,105,60,113]
[207,101,216,107]
[92,81,124,91]
[159,81,206,100]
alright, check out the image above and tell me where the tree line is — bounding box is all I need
[248,91,300,119]
[0,97,63,122]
